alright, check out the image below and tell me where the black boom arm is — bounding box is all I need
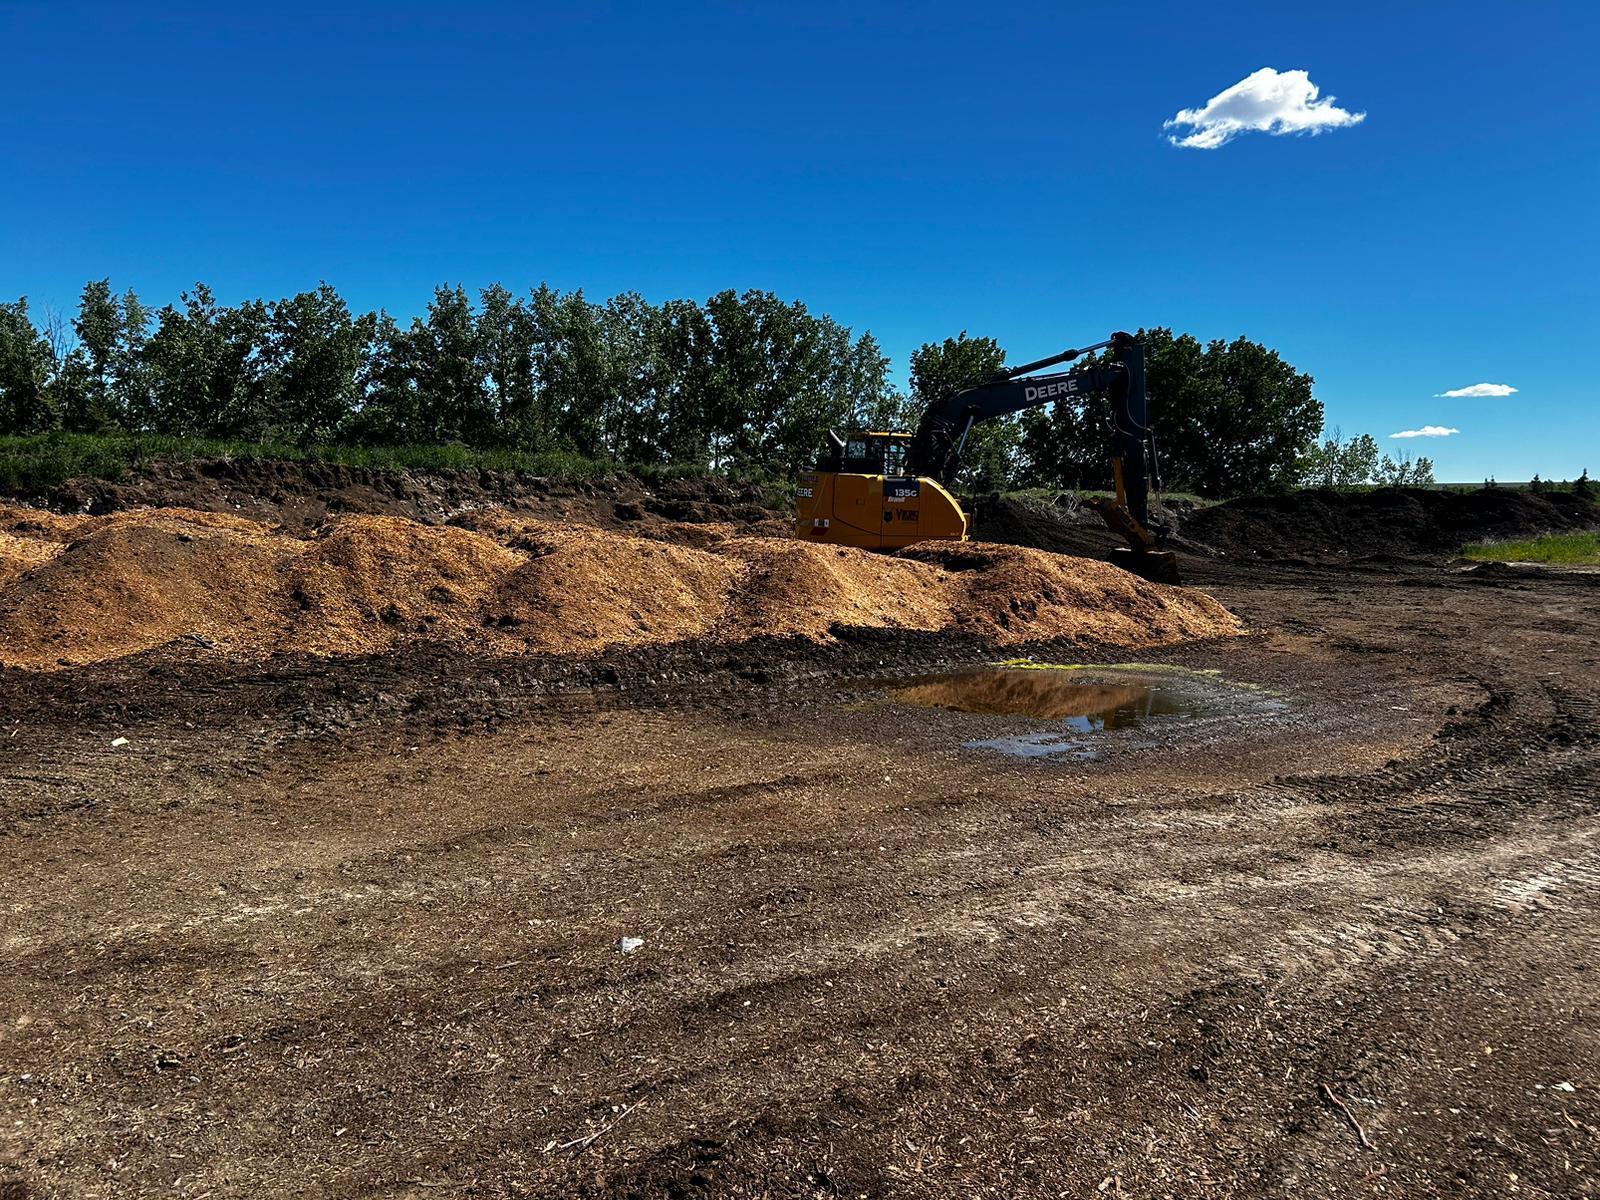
[906,330,1154,530]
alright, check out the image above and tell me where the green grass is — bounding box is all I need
[1462,532,1600,565]
[0,432,836,514]
[0,431,633,494]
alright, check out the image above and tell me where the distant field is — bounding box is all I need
[1462,532,1600,565]
[1434,481,1591,493]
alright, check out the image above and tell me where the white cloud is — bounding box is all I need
[1390,426,1460,439]
[1164,68,1366,150]
[1434,383,1517,398]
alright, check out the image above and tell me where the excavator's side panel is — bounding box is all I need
[878,475,968,548]
[795,470,830,538]
[796,470,880,548]
[796,472,968,550]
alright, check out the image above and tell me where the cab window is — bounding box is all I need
[882,439,907,476]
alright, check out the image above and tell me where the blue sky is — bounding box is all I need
[3,1,1596,480]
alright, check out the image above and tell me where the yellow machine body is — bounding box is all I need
[796,469,968,550]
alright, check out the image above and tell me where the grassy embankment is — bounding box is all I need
[0,431,716,495]
[1462,532,1600,565]
[0,432,1209,508]
[4,432,1582,516]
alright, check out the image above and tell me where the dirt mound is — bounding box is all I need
[0,530,62,588]
[726,539,955,640]
[286,517,526,658]
[495,526,741,651]
[0,503,1240,670]
[965,494,1125,557]
[964,493,1200,558]
[1182,487,1600,562]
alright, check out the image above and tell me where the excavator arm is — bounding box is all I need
[908,331,1161,544]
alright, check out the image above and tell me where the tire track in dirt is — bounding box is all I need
[5,566,1600,1197]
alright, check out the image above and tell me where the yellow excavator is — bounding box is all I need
[795,331,1179,582]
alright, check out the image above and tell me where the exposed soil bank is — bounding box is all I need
[1182,486,1600,562]
[18,456,1595,564]
[20,456,789,543]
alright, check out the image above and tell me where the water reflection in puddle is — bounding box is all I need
[865,666,1285,758]
[881,671,1205,731]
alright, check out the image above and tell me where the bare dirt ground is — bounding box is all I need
[2,479,1599,1197]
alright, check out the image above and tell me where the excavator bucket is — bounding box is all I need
[1107,546,1181,585]
[1088,496,1182,584]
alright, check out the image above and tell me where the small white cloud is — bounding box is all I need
[1390,426,1460,439]
[1434,383,1517,398]
[1164,68,1365,149]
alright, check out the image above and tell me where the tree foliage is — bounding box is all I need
[0,281,895,477]
[1,284,1390,497]
[909,332,1015,490]
[1298,428,1435,487]
[0,299,56,433]
[1020,328,1323,495]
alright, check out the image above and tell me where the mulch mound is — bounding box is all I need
[0,504,1241,670]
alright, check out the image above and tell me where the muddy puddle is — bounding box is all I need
[863,664,1289,758]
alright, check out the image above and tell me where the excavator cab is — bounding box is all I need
[813,431,910,476]
[797,431,969,550]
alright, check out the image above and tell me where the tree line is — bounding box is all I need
[0,282,898,475]
[1296,429,1435,489]
[1,279,1428,493]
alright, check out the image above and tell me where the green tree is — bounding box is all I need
[844,331,908,434]
[143,284,270,437]
[476,284,540,449]
[1296,431,1340,488]
[261,284,373,443]
[700,289,776,468]
[1023,329,1321,495]
[0,299,57,433]
[757,304,855,474]
[1374,449,1435,486]
[353,312,421,443]
[1337,433,1381,486]
[1141,329,1322,495]
[62,279,122,430]
[525,284,612,458]
[412,285,492,445]
[651,297,717,466]
[596,291,663,463]
[910,332,1015,489]
[1299,431,1435,488]
[693,289,858,473]
[61,280,152,431]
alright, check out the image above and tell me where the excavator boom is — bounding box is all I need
[908,331,1153,531]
